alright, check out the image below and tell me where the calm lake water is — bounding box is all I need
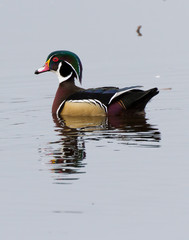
[1,0,189,239]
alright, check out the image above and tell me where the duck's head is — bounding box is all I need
[35,50,82,84]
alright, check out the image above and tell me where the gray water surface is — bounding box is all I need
[1,0,189,239]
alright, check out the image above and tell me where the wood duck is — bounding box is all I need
[35,50,159,118]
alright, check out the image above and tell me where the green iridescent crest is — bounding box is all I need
[46,50,83,83]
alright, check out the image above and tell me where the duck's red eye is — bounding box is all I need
[52,57,59,62]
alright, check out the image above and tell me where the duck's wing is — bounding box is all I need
[67,86,142,106]
[108,86,143,104]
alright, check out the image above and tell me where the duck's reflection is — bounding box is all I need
[47,113,161,183]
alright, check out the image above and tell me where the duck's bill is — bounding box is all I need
[35,60,50,74]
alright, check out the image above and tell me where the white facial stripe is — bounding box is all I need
[64,60,80,82]
[55,62,73,84]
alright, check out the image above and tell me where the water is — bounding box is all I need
[1,0,189,239]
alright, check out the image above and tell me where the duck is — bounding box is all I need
[35,50,159,118]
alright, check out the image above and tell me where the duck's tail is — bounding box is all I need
[119,88,159,112]
[108,88,159,116]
